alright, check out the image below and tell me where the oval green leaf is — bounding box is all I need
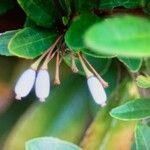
[65,13,100,51]
[26,137,82,150]
[110,98,150,120]
[17,0,57,28]
[8,27,58,59]
[118,57,142,72]
[84,15,150,57]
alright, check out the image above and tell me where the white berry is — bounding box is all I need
[87,76,107,107]
[35,69,50,102]
[15,69,36,100]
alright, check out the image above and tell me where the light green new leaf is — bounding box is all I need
[99,0,142,9]
[17,0,57,28]
[135,124,150,150]
[118,57,142,72]
[110,98,150,120]
[136,75,150,88]
[85,15,150,57]
[8,27,58,59]
[26,137,82,150]
[65,13,100,51]
[0,30,18,56]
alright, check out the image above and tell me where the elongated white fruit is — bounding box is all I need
[87,76,107,107]
[15,69,36,100]
[35,70,50,102]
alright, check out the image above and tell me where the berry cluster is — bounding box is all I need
[15,36,108,107]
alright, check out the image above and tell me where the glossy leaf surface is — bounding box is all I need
[110,99,150,120]
[85,15,150,57]
[9,27,58,59]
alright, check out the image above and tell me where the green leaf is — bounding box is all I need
[0,0,16,15]
[110,98,150,120]
[118,57,142,72]
[17,0,57,28]
[65,13,100,51]
[135,124,150,150]
[0,30,18,56]
[99,0,142,9]
[3,76,89,150]
[136,75,150,88]
[65,13,115,58]
[26,137,82,150]
[8,27,58,59]
[84,15,150,57]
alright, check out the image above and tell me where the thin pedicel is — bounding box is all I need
[71,53,79,73]
[54,51,61,85]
